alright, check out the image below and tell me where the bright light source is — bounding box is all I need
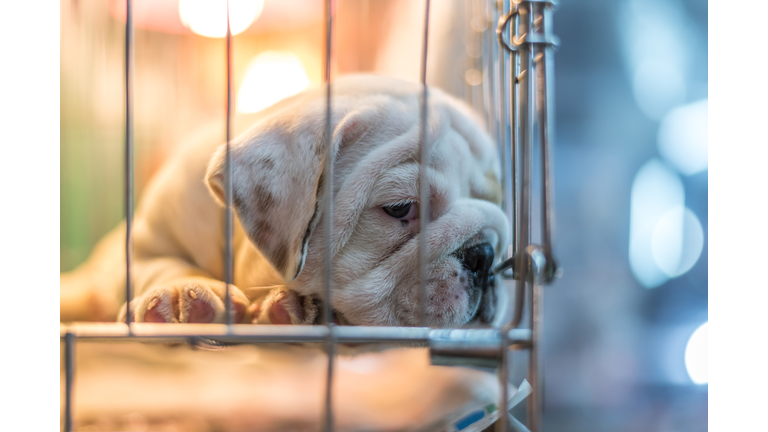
[651,206,684,277]
[658,99,708,175]
[651,207,704,278]
[179,0,264,38]
[237,52,310,114]
[465,69,483,86]
[629,159,684,288]
[685,322,708,385]
[632,58,686,121]
[620,0,692,121]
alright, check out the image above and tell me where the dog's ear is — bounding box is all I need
[205,104,363,282]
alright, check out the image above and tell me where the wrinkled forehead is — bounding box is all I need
[429,123,502,205]
[337,88,501,207]
[373,125,502,203]
[427,93,501,203]
[294,76,501,203]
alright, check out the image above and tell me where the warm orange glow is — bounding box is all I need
[179,0,264,38]
[237,52,310,114]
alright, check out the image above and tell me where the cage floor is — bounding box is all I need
[60,342,501,432]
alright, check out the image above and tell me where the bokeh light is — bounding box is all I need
[632,57,686,122]
[179,0,264,38]
[620,0,692,120]
[629,159,684,288]
[237,51,310,114]
[651,207,704,278]
[685,322,708,385]
[658,99,708,176]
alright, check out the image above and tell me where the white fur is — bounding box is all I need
[60,75,508,327]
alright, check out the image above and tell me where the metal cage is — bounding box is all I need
[60,0,560,430]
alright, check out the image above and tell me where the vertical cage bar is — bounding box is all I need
[480,0,495,135]
[497,328,510,432]
[322,0,335,330]
[224,0,235,327]
[64,332,75,432]
[322,1,335,430]
[508,7,519,265]
[224,0,234,325]
[470,0,483,115]
[501,0,514,245]
[528,275,543,432]
[493,0,505,196]
[527,246,546,432]
[461,0,470,106]
[498,1,518,429]
[124,0,134,327]
[521,10,538,426]
[530,3,555,429]
[418,0,431,327]
[488,0,503,149]
[538,4,556,261]
[512,1,532,330]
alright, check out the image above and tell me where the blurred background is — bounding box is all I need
[61,0,708,430]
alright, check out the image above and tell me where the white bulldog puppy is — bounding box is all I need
[60,75,509,328]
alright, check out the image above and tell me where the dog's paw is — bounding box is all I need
[252,288,320,325]
[119,279,252,324]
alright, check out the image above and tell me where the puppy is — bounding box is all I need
[60,75,509,328]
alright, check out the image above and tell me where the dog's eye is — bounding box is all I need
[383,202,416,220]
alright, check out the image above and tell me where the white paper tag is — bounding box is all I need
[416,379,532,432]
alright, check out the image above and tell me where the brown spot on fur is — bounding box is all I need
[248,218,276,251]
[260,156,275,171]
[253,184,275,212]
[254,218,271,235]
[233,190,245,210]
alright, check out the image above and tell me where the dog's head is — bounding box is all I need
[207,75,509,327]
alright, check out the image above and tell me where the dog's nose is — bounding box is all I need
[462,242,494,279]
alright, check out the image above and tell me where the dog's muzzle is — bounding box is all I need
[311,242,498,327]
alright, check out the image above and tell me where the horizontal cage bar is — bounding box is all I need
[59,323,531,348]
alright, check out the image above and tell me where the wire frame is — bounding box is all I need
[322,1,336,429]
[223,0,235,327]
[124,0,134,329]
[418,0,431,328]
[61,1,559,431]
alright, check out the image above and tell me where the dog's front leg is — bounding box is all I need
[119,277,252,324]
[250,287,321,325]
